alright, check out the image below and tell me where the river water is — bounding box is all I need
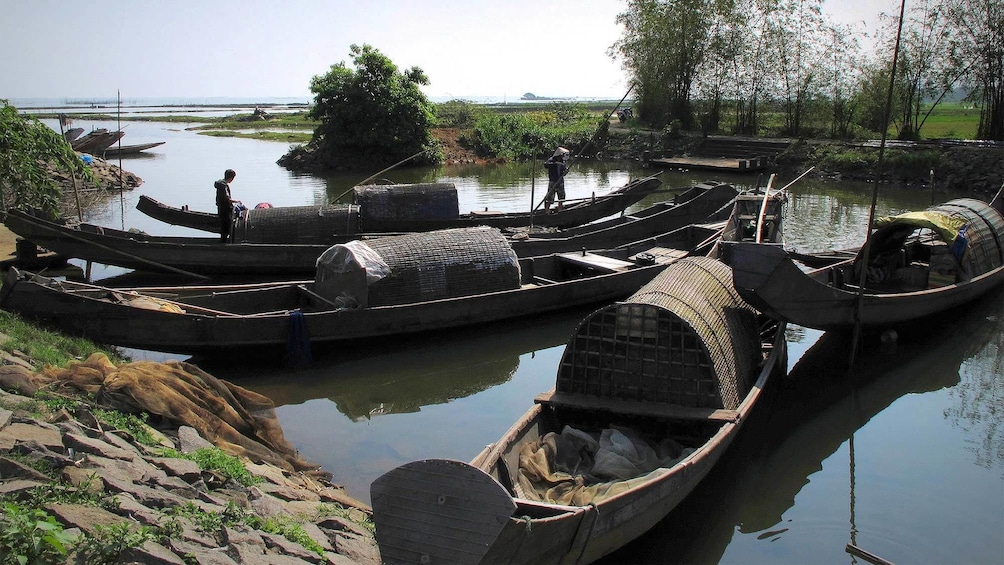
[40,117,1004,564]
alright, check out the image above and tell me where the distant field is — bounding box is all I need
[914,103,981,139]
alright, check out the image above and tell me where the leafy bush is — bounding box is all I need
[0,503,75,565]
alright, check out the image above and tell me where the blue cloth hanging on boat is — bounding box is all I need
[951,224,969,260]
[284,309,312,366]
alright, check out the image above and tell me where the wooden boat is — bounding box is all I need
[102,141,166,156]
[0,221,729,355]
[70,128,125,155]
[136,175,666,235]
[63,127,84,143]
[727,198,1004,330]
[3,182,737,276]
[369,256,788,565]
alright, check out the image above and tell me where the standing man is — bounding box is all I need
[215,168,237,242]
[543,147,570,214]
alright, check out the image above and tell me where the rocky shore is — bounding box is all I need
[0,350,380,564]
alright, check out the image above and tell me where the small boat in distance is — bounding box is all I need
[102,141,166,156]
[727,197,1004,330]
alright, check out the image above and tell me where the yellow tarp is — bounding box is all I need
[874,211,967,244]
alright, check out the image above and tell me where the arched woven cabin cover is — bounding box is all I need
[869,198,1004,279]
[314,226,520,308]
[234,204,361,244]
[354,182,460,229]
[556,256,762,411]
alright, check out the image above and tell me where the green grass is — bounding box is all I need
[914,103,981,139]
[0,310,126,369]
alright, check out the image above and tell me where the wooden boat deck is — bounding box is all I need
[648,155,764,172]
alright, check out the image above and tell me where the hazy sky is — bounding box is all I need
[3,0,892,101]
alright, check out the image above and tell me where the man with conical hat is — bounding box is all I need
[543,147,570,213]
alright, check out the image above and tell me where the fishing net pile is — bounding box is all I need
[8,353,323,477]
[517,424,695,505]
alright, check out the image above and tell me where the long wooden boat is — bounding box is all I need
[369,256,788,565]
[3,182,737,276]
[136,175,666,235]
[70,129,125,155]
[102,141,166,156]
[727,198,1004,330]
[0,222,727,355]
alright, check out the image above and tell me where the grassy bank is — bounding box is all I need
[0,310,126,370]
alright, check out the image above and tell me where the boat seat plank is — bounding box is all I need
[557,252,634,273]
[534,390,739,422]
[634,247,689,262]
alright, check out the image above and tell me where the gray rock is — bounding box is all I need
[112,493,166,527]
[298,521,336,553]
[149,455,203,483]
[0,478,46,498]
[330,530,380,565]
[60,466,104,495]
[178,425,213,453]
[0,422,64,451]
[256,481,321,502]
[260,531,323,563]
[316,515,372,539]
[0,455,52,481]
[45,502,136,536]
[0,408,12,429]
[81,453,165,484]
[169,539,238,565]
[63,431,138,461]
[120,539,187,565]
[101,473,190,509]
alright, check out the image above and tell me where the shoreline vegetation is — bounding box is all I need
[28,101,1003,198]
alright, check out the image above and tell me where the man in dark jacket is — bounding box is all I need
[215,169,237,242]
[543,147,570,213]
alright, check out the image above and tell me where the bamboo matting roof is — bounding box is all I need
[556,256,761,410]
[234,204,360,243]
[315,226,520,307]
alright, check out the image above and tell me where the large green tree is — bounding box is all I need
[292,44,439,171]
[0,101,88,217]
[613,0,724,129]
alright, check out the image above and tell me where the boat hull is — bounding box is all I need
[728,241,1004,330]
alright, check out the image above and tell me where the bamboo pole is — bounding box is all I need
[849,0,907,368]
[117,90,125,228]
[334,149,430,202]
[57,114,83,220]
[19,214,209,280]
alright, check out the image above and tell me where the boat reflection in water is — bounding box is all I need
[201,307,599,499]
[597,287,1003,564]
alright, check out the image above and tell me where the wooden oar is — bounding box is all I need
[755,174,777,243]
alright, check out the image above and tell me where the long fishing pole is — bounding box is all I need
[333,149,430,202]
[532,82,636,212]
[849,0,906,369]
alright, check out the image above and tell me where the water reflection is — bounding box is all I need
[598,288,1004,564]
